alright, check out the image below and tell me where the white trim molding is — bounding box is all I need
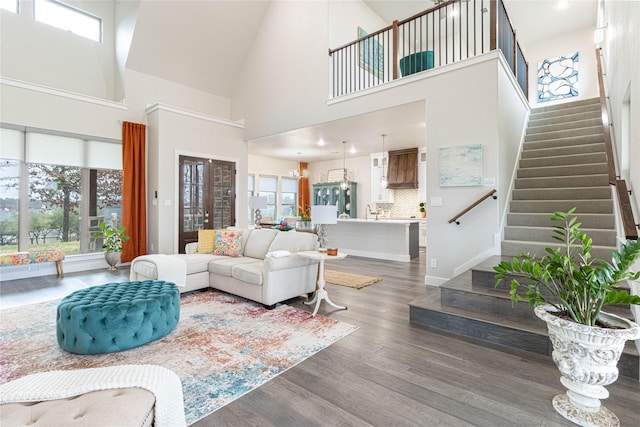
[145,103,245,129]
[0,77,128,110]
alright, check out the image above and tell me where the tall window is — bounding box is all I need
[0,125,121,255]
[0,0,18,13]
[257,175,277,220]
[281,178,298,217]
[34,0,102,42]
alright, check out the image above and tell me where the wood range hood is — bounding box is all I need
[386,148,418,189]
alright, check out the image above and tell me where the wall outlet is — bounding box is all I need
[430,258,437,268]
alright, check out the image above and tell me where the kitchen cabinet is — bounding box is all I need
[419,220,426,247]
[370,152,394,203]
[418,147,427,203]
[312,182,358,218]
[387,148,418,189]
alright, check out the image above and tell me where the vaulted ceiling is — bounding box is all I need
[124,0,598,161]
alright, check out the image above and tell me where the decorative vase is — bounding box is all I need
[104,251,121,271]
[419,211,426,218]
[534,305,640,427]
[295,221,316,233]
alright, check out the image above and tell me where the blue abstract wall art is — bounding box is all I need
[537,51,579,103]
[438,144,483,187]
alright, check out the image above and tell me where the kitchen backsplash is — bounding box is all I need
[376,189,422,217]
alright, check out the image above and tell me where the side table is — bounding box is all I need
[298,250,348,316]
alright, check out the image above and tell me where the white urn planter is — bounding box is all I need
[104,251,121,271]
[535,305,640,427]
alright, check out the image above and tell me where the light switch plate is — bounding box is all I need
[430,197,443,206]
[484,177,496,186]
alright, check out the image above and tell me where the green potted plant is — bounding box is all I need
[419,202,426,218]
[92,217,130,270]
[494,208,640,426]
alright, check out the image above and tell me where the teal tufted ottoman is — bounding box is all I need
[56,280,180,354]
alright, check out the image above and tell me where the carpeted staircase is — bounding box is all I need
[409,97,639,379]
[502,97,615,260]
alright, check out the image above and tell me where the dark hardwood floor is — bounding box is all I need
[2,251,639,426]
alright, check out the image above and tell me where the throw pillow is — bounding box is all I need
[197,230,216,253]
[214,230,243,257]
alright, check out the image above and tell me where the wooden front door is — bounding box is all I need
[178,156,235,253]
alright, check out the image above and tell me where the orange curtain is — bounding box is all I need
[121,122,147,262]
[298,161,310,216]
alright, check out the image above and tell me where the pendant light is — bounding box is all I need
[290,152,308,179]
[340,141,349,191]
[380,134,388,189]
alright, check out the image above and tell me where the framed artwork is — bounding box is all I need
[438,144,483,187]
[358,26,384,75]
[537,51,579,103]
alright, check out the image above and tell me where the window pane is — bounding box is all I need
[0,0,18,13]
[0,160,20,253]
[34,0,102,42]
[28,164,82,254]
[93,169,123,252]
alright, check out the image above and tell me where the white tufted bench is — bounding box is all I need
[1,387,155,427]
[0,365,186,427]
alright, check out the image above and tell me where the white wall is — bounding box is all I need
[602,0,640,221]
[146,106,247,255]
[0,0,117,100]
[525,27,599,107]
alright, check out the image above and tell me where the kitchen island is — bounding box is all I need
[325,219,420,262]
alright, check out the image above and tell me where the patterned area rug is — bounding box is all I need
[324,269,382,289]
[0,289,358,424]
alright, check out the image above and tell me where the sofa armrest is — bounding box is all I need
[185,242,198,254]
[264,254,319,272]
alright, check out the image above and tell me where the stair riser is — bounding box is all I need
[409,306,550,355]
[506,213,615,229]
[519,153,606,168]
[525,126,603,142]
[521,143,606,159]
[524,134,604,150]
[517,165,609,179]
[501,241,615,260]
[510,200,613,214]
[515,175,610,188]
[527,118,603,135]
[504,227,617,246]
[528,110,600,127]
[512,187,612,200]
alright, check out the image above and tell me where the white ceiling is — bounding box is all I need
[126,1,598,163]
[248,0,598,163]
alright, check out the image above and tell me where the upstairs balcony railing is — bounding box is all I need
[329,0,528,98]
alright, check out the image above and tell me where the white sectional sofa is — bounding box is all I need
[129,228,320,307]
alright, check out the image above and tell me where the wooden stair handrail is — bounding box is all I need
[449,189,497,225]
[596,48,638,240]
[616,180,639,240]
[595,48,617,185]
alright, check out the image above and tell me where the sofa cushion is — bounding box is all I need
[209,257,261,277]
[269,231,318,253]
[243,229,278,259]
[231,262,264,286]
[175,254,224,275]
[213,230,243,256]
[197,230,216,253]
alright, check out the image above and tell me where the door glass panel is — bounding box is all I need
[182,159,204,232]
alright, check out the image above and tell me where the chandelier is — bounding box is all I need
[380,134,388,189]
[290,152,308,179]
[340,141,349,190]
